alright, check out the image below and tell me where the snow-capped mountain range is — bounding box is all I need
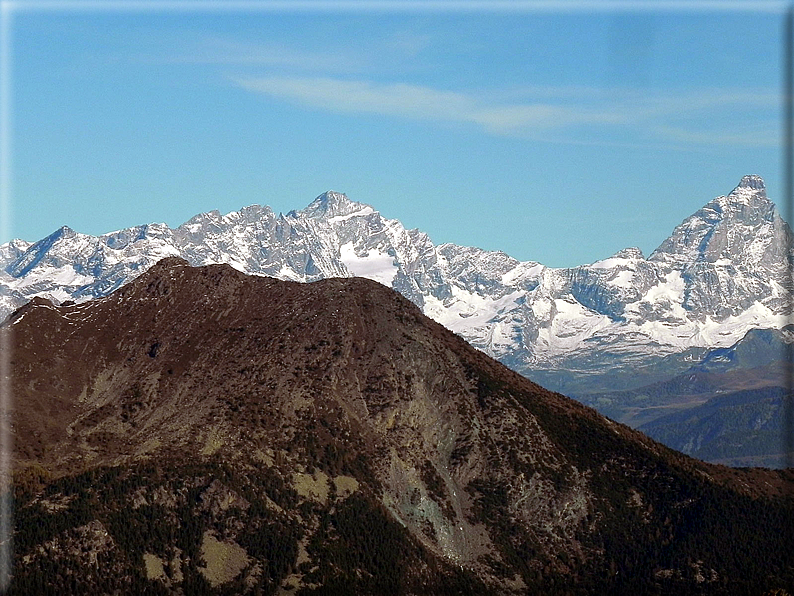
[2,174,791,393]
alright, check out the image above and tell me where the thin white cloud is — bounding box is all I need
[652,124,779,147]
[234,75,627,134]
[161,37,368,73]
[473,103,627,133]
[234,74,778,146]
[237,76,468,119]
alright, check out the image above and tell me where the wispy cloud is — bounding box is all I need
[163,37,367,73]
[158,30,438,75]
[652,124,779,147]
[234,75,626,134]
[234,74,779,146]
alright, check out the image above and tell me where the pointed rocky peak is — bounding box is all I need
[51,225,77,241]
[736,174,765,192]
[0,238,32,268]
[296,190,374,220]
[719,174,770,211]
[6,225,81,278]
[649,175,790,266]
[313,190,351,210]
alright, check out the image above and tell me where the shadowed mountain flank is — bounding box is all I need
[5,258,793,594]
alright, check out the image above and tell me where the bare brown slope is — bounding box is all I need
[4,257,793,594]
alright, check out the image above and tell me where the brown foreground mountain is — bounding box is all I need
[4,257,793,595]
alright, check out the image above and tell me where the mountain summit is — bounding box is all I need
[6,258,793,594]
[1,176,790,396]
[736,173,766,191]
[297,190,370,220]
[650,174,788,268]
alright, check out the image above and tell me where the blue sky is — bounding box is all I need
[5,2,785,267]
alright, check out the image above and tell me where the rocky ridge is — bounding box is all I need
[1,175,791,394]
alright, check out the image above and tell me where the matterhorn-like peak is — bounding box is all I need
[723,174,769,208]
[735,174,765,192]
[706,174,771,214]
[649,174,788,266]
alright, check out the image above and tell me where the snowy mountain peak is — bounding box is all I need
[720,174,769,210]
[54,225,77,239]
[319,190,347,202]
[297,190,370,220]
[649,174,788,266]
[735,174,765,192]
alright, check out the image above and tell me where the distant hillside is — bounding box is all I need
[638,386,789,468]
[575,326,793,467]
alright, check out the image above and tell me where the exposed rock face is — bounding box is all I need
[5,259,793,594]
[652,175,783,265]
[1,177,791,396]
[650,175,792,317]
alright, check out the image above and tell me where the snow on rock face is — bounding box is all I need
[1,180,791,384]
[339,242,398,286]
[646,175,791,324]
[650,174,787,268]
